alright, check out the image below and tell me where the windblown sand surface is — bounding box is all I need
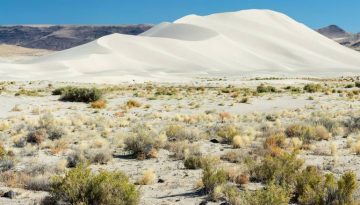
[0,45,51,65]
[1,10,360,82]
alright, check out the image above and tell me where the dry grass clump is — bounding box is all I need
[351,139,360,155]
[344,117,360,134]
[314,125,331,140]
[184,155,219,170]
[51,165,140,205]
[90,99,107,109]
[232,135,250,148]
[165,124,200,142]
[125,99,142,109]
[89,149,113,164]
[264,132,287,156]
[219,112,231,122]
[168,141,201,160]
[124,125,159,160]
[26,114,65,145]
[285,124,330,144]
[201,164,227,196]
[221,150,243,163]
[137,169,156,185]
[66,150,87,168]
[0,120,10,131]
[0,171,30,188]
[216,124,239,144]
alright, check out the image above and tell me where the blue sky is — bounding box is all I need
[0,0,359,32]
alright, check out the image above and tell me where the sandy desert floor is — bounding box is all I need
[0,77,360,204]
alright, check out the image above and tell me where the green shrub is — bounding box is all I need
[243,182,291,205]
[296,166,325,204]
[124,126,157,159]
[257,84,276,93]
[202,164,227,194]
[0,143,7,159]
[345,84,354,88]
[252,152,303,187]
[355,82,360,88]
[336,171,357,204]
[285,124,316,144]
[184,156,217,170]
[184,156,204,169]
[51,165,140,205]
[59,87,102,103]
[304,83,322,93]
[52,86,72,95]
[284,86,301,93]
[295,167,358,205]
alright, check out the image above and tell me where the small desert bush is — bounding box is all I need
[344,117,360,134]
[126,99,142,109]
[242,182,291,205]
[285,124,329,144]
[311,116,341,135]
[167,141,201,160]
[15,89,39,96]
[184,156,218,170]
[256,84,277,93]
[27,128,47,144]
[124,125,158,159]
[165,124,200,142]
[90,99,107,109]
[59,87,102,103]
[51,165,140,205]
[221,150,243,163]
[67,150,87,168]
[295,166,357,205]
[304,83,322,93]
[137,169,156,185]
[232,135,249,148]
[202,164,227,194]
[26,175,51,191]
[0,120,10,131]
[264,132,286,156]
[52,86,72,95]
[27,114,65,144]
[252,152,303,187]
[216,124,239,144]
[314,125,331,140]
[0,143,8,159]
[89,149,113,164]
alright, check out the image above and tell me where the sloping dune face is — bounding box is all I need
[2,9,360,82]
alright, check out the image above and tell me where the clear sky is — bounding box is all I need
[0,0,359,32]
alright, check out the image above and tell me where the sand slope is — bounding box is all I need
[2,9,360,82]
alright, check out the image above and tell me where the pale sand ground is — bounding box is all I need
[0,78,360,204]
[0,44,50,62]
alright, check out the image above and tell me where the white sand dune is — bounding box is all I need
[1,9,360,83]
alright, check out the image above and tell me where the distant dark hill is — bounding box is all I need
[317,25,360,51]
[0,25,152,51]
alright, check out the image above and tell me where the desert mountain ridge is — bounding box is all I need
[0,25,152,51]
[317,25,360,51]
